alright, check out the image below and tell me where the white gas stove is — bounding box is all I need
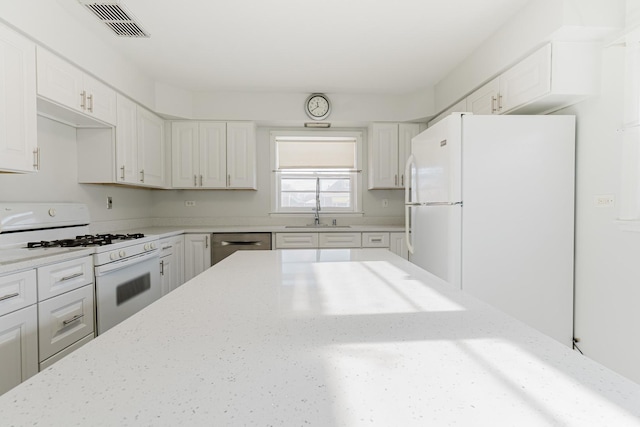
[0,203,160,334]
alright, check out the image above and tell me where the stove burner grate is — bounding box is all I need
[26,233,145,249]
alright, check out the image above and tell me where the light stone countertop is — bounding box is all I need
[2,249,640,426]
[125,225,406,240]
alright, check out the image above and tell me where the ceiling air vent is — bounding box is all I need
[78,0,150,38]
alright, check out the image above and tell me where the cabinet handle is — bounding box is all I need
[497,94,503,111]
[491,96,497,113]
[199,175,203,186]
[401,174,404,187]
[80,90,87,110]
[205,236,209,249]
[120,165,125,180]
[60,272,83,282]
[371,238,382,243]
[194,175,197,187]
[160,260,164,276]
[0,292,19,302]
[32,148,40,171]
[140,169,145,182]
[87,94,94,113]
[62,314,84,326]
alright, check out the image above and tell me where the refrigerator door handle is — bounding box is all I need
[404,154,416,254]
[421,202,463,207]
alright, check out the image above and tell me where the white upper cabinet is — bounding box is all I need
[172,122,256,189]
[0,23,38,173]
[77,95,166,188]
[36,48,116,126]
[368,123,420,189]
[466,78,500,115]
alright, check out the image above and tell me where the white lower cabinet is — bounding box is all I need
[37,285,94,362]
[0,304,38,395]
[184,234,211,282]
[274,231,408,258]
[318,233,362,248]
[275,233,319,249]
[160,235,184,296]
[389,232,409,259]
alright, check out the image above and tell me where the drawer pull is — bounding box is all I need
[371,238,382,242]
[62,314,84,326]
[0,292,19,302]
[60,272,83,282]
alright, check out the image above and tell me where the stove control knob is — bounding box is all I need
[144,243,150,251]
[150,242,156,250]
[48,208,56,217]
[119,250,126,258]
[110,252,118,261]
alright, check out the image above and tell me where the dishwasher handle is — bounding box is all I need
[220,241,265,246]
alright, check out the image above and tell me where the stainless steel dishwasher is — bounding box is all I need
[211,233,272,265]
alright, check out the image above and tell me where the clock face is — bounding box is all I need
[305,94,331,120]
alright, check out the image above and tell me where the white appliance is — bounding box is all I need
[0,203,160,335]
[405,113,575,346]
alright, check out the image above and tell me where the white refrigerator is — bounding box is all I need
[405,113,575,346]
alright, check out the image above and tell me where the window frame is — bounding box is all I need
[269,130,364,215]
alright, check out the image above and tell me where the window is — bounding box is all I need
[270,131,363,214]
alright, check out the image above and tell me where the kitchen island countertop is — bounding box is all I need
[1,249,639,426]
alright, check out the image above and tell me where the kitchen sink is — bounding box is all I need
[284,225,351,228]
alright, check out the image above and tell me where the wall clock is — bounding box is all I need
[304,93,331,121]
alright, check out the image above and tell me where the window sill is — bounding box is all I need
[616,219,640,232]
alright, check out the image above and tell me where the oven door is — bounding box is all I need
[94,251,160,335]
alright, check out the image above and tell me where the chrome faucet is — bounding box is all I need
[314,177,321,225]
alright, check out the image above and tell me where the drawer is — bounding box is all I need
[318,232,362,248]
[40,333,93,371]
[38,284,95,362]
[275,233,318,249]
[362,232,390,248]
[37,256,93,301]
[0,270,37,316]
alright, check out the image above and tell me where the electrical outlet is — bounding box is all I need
[107,196,113,209]
[185,201,196,207]
[594,195,614,208]
[382,199,389,208]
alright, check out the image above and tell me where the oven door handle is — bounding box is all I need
[95,250,159,276]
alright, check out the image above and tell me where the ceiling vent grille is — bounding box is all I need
[79,1,150,38]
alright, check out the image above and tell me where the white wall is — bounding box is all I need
[0,117,154,231]
[150,127,405,226]
[554,45,640,383]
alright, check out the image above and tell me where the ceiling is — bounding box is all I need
[62,0,531,95]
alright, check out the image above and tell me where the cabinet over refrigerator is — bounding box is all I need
[405,113,575,346]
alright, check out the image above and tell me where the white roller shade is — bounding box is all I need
[276,137,357,170]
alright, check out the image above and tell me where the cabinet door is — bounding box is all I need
[369,123,399,189]
[226,122,256,189]
[83,74,116,125]
[171,235,185,288]
[0,270,37,317]
[171,122,200,188]
[398,123,420,188]
[362,232,390,248]
[466,78,500,115]
[389,232,409,259]
[0,305,38,395]
[38,285,94,362]
[115,94,138,184]
[137,106,165,187]
[275,233,318,249]
[200,122,227,188]
[0,24,37,173]
[499,44,551,113]
[36,47,84,114]
[37,256,93,301]
[159,255,173,297]
[318,233,362,248]
[184,234,211,282]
